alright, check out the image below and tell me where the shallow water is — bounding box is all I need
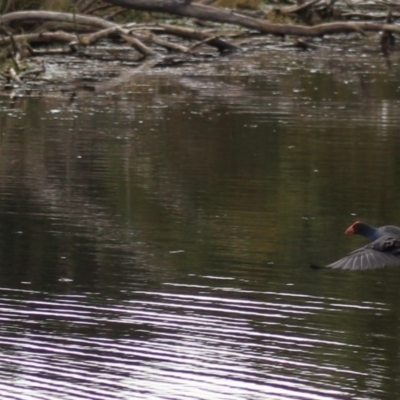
[1,46,400,399]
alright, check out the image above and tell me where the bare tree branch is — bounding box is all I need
[102,0,400,36]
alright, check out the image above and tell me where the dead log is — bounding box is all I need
[0,10,236,53]
[0,31,77,46]
[156,24,238,52]
[0,12,159,58]
[118,30,156,57]
[103,0,400,37]
[2,8,400,46]
[0,11,116,31]
[81,26,120,45]
[131,30,189,53]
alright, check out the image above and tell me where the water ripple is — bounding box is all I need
[0,285,380,400]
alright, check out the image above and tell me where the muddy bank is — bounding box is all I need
[0,1,399,97]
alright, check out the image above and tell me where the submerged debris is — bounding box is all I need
[0,1,399,97]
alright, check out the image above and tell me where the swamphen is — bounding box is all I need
[311,221,400,270]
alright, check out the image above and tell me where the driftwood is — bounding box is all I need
[2,5,400,40]
[102,0,400,36]
[154,24,238,52]
[0,1,399,94]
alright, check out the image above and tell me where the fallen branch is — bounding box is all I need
[186,34,222,53]
[103,0,400,37]
[0,31,77,47]
[156,24,238,52]
[19,59,46,79]
[80,26,119,45]
[132,30,189,53]
[118,30,156,57]
[0,10,237,54]
[0,2,399,95]
[0,11,116,30]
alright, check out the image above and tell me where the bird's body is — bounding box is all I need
[312,221,400,270]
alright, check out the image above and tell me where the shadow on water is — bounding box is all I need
[1,46,400,399]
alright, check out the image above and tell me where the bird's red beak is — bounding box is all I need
[345,226,354,235]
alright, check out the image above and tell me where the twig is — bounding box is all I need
[134,30,189,52]
[118,28,156,57]
[186,34,221,52]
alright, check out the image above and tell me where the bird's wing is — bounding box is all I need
[313,236,400,271]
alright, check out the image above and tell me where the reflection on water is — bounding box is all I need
[1,48,400,399]
[0,283,396,400]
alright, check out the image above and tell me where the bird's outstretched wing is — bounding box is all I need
[311,236,400,270]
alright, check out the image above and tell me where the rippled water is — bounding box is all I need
[1,47,400,399]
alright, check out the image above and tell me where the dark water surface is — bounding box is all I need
[1,47,400,399]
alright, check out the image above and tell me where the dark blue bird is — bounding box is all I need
[311,221,400,270]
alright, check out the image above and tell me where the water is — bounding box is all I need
[1,46,400,399]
